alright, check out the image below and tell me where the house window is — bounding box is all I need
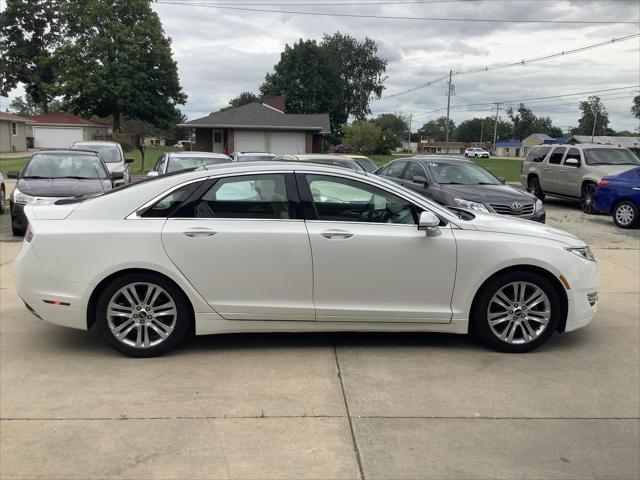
[214,132,222,143]
[11,122,17,135]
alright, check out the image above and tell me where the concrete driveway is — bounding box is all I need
[0,210,639,479]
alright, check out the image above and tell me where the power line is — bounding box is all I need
[155,1,640,24]
[383,32,640,98]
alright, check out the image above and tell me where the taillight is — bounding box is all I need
[25,225,33,243]
[597,180,610,187]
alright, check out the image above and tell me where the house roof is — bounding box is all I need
[29,112,106,127]
[179,102,331,134]
[0,111,34,123]
[531,133,555,141]
[567,135,640,148]
[496,141,523,148]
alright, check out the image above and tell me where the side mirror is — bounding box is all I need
[111,171,125,180]
[498,176,506,184]
[125,158,134,164]
[418,211,441,237]
[7,171,20,179]
[412,175,428,185]
[147,171,159,177]
[565,158,580,167]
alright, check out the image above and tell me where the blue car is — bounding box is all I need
[593,167,640,229]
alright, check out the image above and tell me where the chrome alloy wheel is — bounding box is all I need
[615,204,635,226]
[487,282,551,344]
[107,282,177,349]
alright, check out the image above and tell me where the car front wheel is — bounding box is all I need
[96,272,190,357]
[472,271,561,353]
[0,186,5,214]
[613,201,639,229]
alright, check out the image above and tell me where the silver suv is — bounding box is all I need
[521,144,640,213]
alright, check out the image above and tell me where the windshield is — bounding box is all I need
[584,148,640,166]
[375,175,458,220]
[353,157,378,172]
[167,156,231,173]
[23,153,109,179]
[427,162,501,185]
[72,144,122,163]
[237,154,276,162]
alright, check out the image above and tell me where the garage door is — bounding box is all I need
[270,132,306,155]
[33,126,84,148]
[234,130,266,152]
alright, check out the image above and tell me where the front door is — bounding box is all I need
[557,147,583,197]
[161,173,314,320]
[540,146,566,193]
[212,129,224,153]
[299,173,457,323]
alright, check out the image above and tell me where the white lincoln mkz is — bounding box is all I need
[14,162,599,357]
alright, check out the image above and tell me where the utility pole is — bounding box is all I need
[408,113,413,151]
[480,121,484,143]
[492,103,501,153]
[445,69,453,143]
[591,105,599,143]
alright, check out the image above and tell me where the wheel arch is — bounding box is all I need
[86,268,195,332]
[470,264,569,333]
[580,178,598,192]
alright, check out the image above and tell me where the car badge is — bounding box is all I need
[511,201,523,211]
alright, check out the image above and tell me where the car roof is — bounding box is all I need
[347,155,370,159]
[278,154,357,161]
[32,149,101,156]
[234,151,274,155]
[167,151,231,158]
[391,155,472,164]
[71,141,119,146]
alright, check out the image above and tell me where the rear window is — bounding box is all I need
[386,161,406,178]
[525,147,550,163]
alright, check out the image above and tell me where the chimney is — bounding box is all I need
[262,95,286,113]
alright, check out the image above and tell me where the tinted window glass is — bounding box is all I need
[166,156,230,173]
[306,175,416,224]
[548,147,566,165]
[565,148,581,165]
[427,162,500,185]
[403,162,427,180]
[142,182,202,218]
[584,148,640,166]
[525,147,550,163]
[72,144,121,163]
[175,174,290,219]
[386,161,406,178]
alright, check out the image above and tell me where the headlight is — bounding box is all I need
[535,199,543,212]
[453,197,489,212]
[13,187,35,205]
[565,246,596,262]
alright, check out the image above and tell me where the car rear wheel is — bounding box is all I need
[613,201,639,229]
[471,271,561,353]
[0,186,5,214]
[96,272,190,357]
[527,176,545,200]
[580,182,597,214]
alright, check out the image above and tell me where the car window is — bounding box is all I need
[525,147,550,163]
[385,161,406,178]
[548,147,566,165]
[166,156,231,173]
[72,144,122,163]
[23,153,109,179]
[584,148,640,166]
[236,155,276,162]
[141,182,203,218]
[564,148,581,166]
[174,174,291,220]
[403,162,427,180]
[305,174,417,224]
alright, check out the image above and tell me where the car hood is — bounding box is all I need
[439,184,535,204]
[463,211,583,246]
[17,178,110,197]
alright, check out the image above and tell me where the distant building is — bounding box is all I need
[0,111,34,153]
[29,112,110,148]
[417,140,467,155]
[398,139,418,153]
[566,135,640,149]
[495,141,524,157]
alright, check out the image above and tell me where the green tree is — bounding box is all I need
[372,113,409,138]
[59,0,186,131]
[375,130,401,154]
[220,92,260,112]
[574,96,613,136]
[342,121,381,153]
[0,0,63,111]
[632,95,640,119]
[416,116,456,142]
[508,104,562,139]
[261,33,387,136]
[7,94,63,116]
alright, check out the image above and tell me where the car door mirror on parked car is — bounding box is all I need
[125,158,134,164]
[412,175,428,185]
[564,158,580,167]
[418,211,441,237]
[111,171,125,180]
[6,171,20,179]
[147,171,159,177]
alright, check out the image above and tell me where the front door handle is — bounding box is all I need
[321,230,354,240]
[183,228,217,238]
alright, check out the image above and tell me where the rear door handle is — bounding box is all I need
[183,227,217,238]
[321,230,354,240]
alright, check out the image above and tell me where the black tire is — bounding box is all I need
[580,182,597,214]
[0,186,5,214]
[11,213,25,236]
[464,154,469,158]
[471,271,561,353]
[527,175,545,201]
[612,200,639,229]
[95,272,191,357]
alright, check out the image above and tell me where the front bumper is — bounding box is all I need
[562,254,600,332]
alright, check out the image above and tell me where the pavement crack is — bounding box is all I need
[333,342,366,480]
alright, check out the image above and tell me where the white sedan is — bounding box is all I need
[14,163,599,357]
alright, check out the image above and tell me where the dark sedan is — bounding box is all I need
[377,156,546,222]
[7,150,118,235]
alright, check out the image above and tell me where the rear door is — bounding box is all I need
[540,146,565,192]
[160,173,314,321]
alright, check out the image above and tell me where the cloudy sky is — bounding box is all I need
[151,0,639,132]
